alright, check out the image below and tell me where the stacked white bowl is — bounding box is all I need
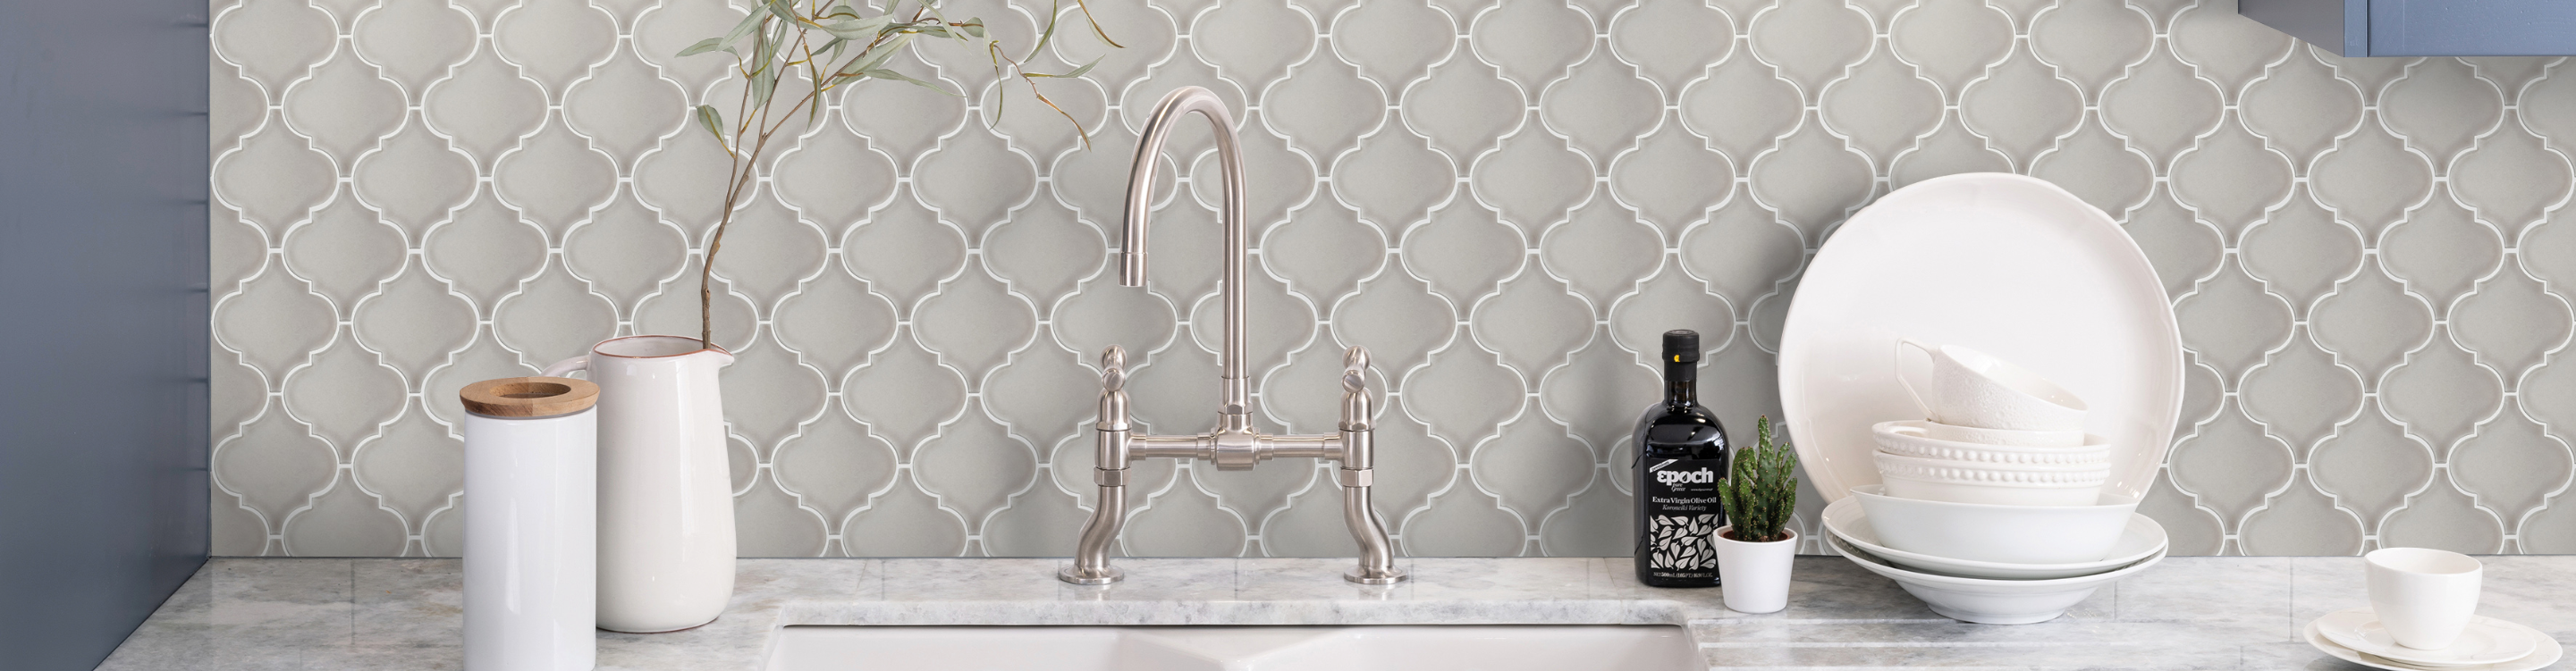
[1825,340,2170,625]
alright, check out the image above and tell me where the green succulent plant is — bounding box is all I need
[1719,415,1799,543]
[676,0,1116,350]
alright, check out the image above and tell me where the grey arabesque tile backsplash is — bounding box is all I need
[208,0,2576,558]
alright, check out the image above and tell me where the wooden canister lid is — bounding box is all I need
[459,376,600,418]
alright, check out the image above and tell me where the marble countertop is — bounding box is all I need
[96,555,2575,670]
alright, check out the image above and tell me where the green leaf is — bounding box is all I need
[819,13,891,39]
[694,105,725,145]
[764,0,812,28]
[1060,56,1100,78]
[959,18,984,38]
[1068,0,1123,49]
[722,8,767,46]
[866,68,957,95]
[916,0,966,41]
[751,67,777,106]
[677,37,726,58]
[840,33,914,74]
[1024,55,1098,79]
[1024,0,1061,61]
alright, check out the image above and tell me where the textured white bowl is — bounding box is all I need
[1829,533,2165,625]
[1822,497,2165,579]
[1873,421,2108,465]
[1850,485,2138,564]
[1898,419,2086,448]
[1872,451,2107,506]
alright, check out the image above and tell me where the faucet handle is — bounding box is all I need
[1341,346,1369,395]
[1339,346,1372,432]
[1101,345,1128,392]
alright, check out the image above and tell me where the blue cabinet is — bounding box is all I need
[2240,0,2576,56]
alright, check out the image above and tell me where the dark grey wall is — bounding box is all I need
[0,0,210,667]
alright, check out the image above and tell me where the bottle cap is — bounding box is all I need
[1662,330,1700,364]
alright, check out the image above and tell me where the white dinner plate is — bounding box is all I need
[2307,614,2562,671]
[2317,607,2542,667]
[1819,497,2166,580]
[1778,173,2184,503]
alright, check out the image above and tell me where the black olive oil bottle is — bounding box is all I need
[1633,330,1732,587]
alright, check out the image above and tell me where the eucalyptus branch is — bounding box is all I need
[678,0,1117,351]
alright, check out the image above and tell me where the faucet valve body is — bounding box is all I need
[1059,86,1404,587]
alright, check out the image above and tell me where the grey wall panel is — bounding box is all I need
[207,0,2576,558]
[0,0,211,667]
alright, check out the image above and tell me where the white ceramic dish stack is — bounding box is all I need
[1778,173,2184,507]
[2306,608,2563,671]
[2302,549,2563,671]
[1825,533,2166,625]
[1871,341,2113,507]
[1778,174,2186,625]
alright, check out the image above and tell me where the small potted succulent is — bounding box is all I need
[1716,415,1800,614]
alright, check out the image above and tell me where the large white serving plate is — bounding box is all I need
[765,625,1702,671]
[1779,173,2183,503]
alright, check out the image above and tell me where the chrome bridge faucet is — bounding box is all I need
[1058,86,1406,586]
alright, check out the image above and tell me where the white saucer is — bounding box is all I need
[2317,608,2539,667]
[2306,613,2561,671]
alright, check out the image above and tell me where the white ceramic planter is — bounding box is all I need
[545,335,736,633]
[1713,526,1795,614]
[462,378,598,670]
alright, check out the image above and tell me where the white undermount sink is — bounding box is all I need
[766,625,1702,671]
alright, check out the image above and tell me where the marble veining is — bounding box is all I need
[97,556,2576,670]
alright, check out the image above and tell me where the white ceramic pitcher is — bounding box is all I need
[545,335,736,633]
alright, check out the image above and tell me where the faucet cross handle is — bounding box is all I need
[1339,346,1372,433]
[1101,345,1128,392]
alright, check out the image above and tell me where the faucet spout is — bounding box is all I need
[1120,86,1248,420]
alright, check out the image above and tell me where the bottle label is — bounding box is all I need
[1640,457,1726,580]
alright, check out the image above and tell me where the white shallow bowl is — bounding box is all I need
[1873,421,2108,465]
[1873,451,2107,506]
[1829,533,2166,625]
[1822,497,2165,579]
[1851,485,2140,564]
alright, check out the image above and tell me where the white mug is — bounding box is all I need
[2366,547,2483,650]
[545,335,737,633]
[1895,339,2088,432]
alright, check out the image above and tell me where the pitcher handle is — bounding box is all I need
[1893,339,1935,419]
[542,356,589,378]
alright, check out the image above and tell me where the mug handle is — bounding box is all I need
[1893,339,1936,419]
[541,356,589,378]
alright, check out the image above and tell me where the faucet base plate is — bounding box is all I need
[1344,566,1408,585]
[1056,560,1128,581]
[1059,565,1125,585]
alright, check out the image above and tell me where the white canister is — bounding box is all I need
[462,377,601,671]
[545,335,736,633]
